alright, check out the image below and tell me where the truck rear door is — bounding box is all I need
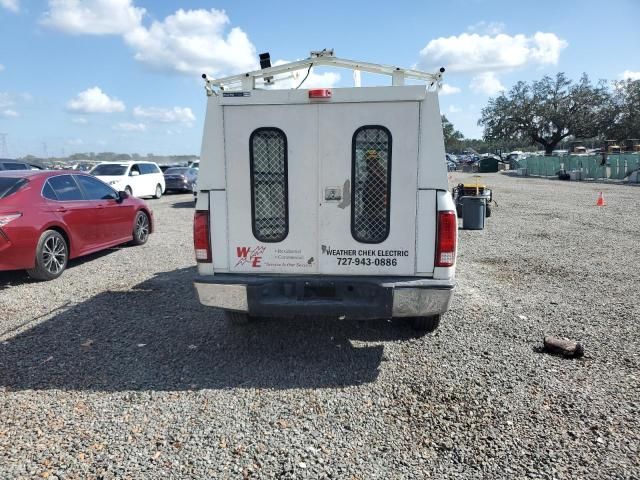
[317,102,420,275]
[224,104,320,274]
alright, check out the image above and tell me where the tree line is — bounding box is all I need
[444,75,640,155]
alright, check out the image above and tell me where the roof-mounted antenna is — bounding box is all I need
[430,67,446,90]
[202,73,216,96]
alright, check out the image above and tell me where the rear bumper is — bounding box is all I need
[0,229,35,271]
[194,274,454,320]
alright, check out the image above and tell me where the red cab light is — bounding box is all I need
[193,210,211,263]
[309,89,332,99]
[435,210,457,267]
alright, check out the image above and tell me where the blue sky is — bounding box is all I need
[0,0,639,157]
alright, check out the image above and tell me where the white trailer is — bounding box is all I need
[193,51,457,331]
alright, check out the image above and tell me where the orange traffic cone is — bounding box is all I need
[596,192,606,206]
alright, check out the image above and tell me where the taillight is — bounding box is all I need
[0,213,21,228]
[193,210,211,262]
[435,210,457,267]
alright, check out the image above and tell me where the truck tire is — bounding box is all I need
[224,310,250,324]
[409,315,440,333]
[486,204,492,218]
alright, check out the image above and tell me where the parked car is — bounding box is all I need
[163,167,198,193]
[90,161,165,199]
[0,170,153,280]
[0,160,39,171]
[159,163,186,173]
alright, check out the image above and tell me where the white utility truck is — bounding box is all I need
[193,50,457,331]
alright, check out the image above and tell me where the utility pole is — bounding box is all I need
[0,133,8,158]
[42,142,48,159]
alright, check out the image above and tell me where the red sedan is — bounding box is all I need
[0,170,153,280]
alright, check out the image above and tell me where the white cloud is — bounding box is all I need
[0,0,19,12]
[113,122,146,132]
[1,109,19,117]
[41,0,145,35]
[448,105,462,113]
[124,8,257,76]
[440,83,461,95]
[66,138,84,145]
[467,21,505,35]
[0,92,13,108]
[71,117,88,124]
[0,64,4,72]
[621,70,640,81]
[419,31,567,73]
[42,2,258,77]
[133,106,195,124]
[263,60,340,89]
[67,87,125,113]
[470,72,505,95]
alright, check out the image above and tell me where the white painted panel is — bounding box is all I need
[317,102,420,275]
[219,85,427,106]
[224,104,319,274]
[418,93,448,190]
[416,190,436,274]
[211,190,229,271]
[198,99,226,190]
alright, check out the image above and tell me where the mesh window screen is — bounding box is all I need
[352,126,392,243]
[250,128,289,242]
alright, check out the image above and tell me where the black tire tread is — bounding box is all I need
[26,230,68,281]
[130,211,150,246]
[409,315,441,333]
[224,310,250,324]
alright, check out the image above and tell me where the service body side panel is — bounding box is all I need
[211,190,229,271]
[415,190,436,274]
[199,98,227,190]
[418,92,448,190]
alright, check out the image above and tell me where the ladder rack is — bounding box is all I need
[202,49,445,95]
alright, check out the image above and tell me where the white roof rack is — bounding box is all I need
[201,49,445,95]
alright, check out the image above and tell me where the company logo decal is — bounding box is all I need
[235,246,266,267]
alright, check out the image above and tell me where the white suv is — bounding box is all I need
[90,161,165,199]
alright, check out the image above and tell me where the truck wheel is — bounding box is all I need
[224,310,250,324]
[409,315,440,333]
[486,205,492,218]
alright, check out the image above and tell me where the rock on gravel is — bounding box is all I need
[0,177,639,479]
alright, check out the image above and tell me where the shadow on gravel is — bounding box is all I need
[0,248,123,290]
[0,267,416,392]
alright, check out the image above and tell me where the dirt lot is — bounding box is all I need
[1,174,639,479]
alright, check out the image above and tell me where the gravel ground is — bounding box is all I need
[0,175,639,479]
